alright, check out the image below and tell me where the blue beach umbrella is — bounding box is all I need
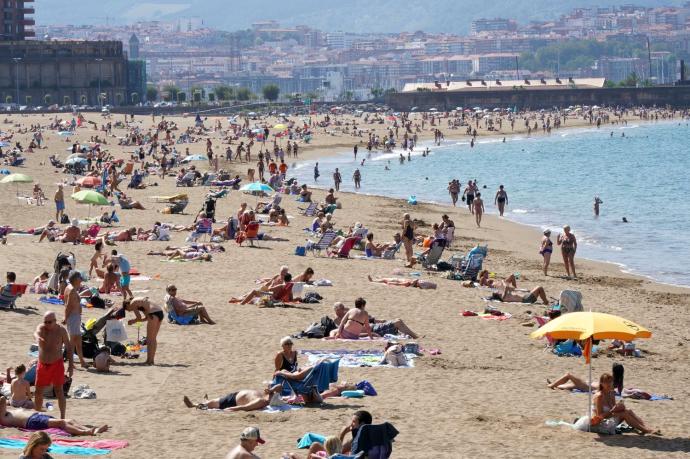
[65,157,88,166]
[0,169,11,175]
[240,182,274,193]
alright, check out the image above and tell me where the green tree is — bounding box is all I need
[262,84,280,102]
[162,84,180,102]
[370,87,384,98]
[603,80,617,88]
[146,85,158,102]
[621,72,639,87]
[236,87,252,101]
[341,90,354,101]
[177,92,186,103]
[214,84,235,101]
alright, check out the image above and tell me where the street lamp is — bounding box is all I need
[95,58,103,107]
[12,58,22,106]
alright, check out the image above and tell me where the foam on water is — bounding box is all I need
[293,120,690,286]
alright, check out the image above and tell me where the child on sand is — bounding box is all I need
[10,364,34,409]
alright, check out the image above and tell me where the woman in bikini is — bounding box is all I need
[121,297,164,365]
[274,336,299,374]
[494,185,508,217]
[557,225,577,279]
[540,229,553,276]
[592,372,659,435]
[401,214,415,267]
[334,297,373,340]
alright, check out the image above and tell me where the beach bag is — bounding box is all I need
[320,316,337,336]
[302,292,322,304]
[436,261,453,271]
[104,319,128,342]
[304,322,325,338]
[61,214,70,224]
[295,246,306,256]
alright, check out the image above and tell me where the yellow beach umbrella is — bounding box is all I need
[531,311,652,428]
[1,173,33,196]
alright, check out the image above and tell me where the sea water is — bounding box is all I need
[291,120,690,287]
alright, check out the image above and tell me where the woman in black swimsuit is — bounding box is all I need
[557,225,578,279]
[401,213,415,267]
[494,185,508,217]
[274,336,298,374]
[122,297,164,365]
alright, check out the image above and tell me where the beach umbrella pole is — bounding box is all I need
[588,336,592,431]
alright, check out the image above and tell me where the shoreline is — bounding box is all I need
[291,117,688,291]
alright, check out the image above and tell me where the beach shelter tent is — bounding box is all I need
[1,173,33,196]
[530,311,651,428]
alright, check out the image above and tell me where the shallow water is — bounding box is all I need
[292,119,690,287]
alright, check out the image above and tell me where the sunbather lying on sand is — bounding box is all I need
[183,384,284,411]
[367,275,437,289]
[548,363,624,395]
[491,284,549,305]
[0,396,108,436]
[166,250,212,261]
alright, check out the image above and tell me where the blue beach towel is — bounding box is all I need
[0,438,110,456]
[39,296,64,305]
[296,432,326,449]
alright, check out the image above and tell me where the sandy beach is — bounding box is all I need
[1,109,689,458]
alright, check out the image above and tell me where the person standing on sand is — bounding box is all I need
[33,311,74,419]
[494,185,508,217]
[63,272,88,369]
[401,213,415,267]
[594,196,603,217]
[473,193,485,227]
[540,229,553,276]
[333,168,342,191]
[557,225,578,279]
[54,184,65,223]
[353,169,361,189]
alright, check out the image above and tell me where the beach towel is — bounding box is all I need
[206,404,302,414]
[0,438,109,455]
[297,432,327,449]
[39,296,64,305]
[573,388,673,401]
[9,436,128,450]
[478,312,512,321]
[324,334,409,342]
[301,350,416,368]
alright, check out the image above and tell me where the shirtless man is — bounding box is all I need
[225,427,265,459]
[367,275,437,290]
[60,220,81,243]
[63,271,87,368]
[54,184,65,222]
[473,192,485,227]
[0,396,107,436]
[183,384,283,412]
[492,284,549,305]
[232,273,294,305]
[33,311,74,419]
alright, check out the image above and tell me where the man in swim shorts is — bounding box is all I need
[34,311,74,419]
[111,251,132,299]
[183,384,284,412]
[493,285,550,305]
[0,396,108,436]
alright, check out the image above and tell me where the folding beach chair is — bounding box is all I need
[328,236,359,258]
[189,218,213,242]
[309,230,337,256]
[419,239,445,269]
[382,242,402,260]
[300,202,318,217]
[351,423,399,459]
[453,252,485,281]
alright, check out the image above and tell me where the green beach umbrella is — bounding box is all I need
[71,190,109,217]
[1,173,33,196]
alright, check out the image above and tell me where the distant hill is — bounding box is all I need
[34,0,685,33]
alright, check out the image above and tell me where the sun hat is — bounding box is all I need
[543,229,551,235]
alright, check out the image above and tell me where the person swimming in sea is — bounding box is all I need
[593,196,603,217]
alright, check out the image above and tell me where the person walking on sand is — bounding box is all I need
[473,193,485,227]
[63,272,88,369]
[494,185,508,217]
[540,229,553,276]
[463,181,475,214]
[353,169,361,189]
[557,225,578,279]
[448,180,460,207]
[34,311,74,419]
[54,184,65,223]
[333,168,342,191]
[594,196,603,217]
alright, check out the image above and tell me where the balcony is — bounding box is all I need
[20,19,35,26]
[22,8,35,14]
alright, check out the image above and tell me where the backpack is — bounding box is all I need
[61,214,70,224]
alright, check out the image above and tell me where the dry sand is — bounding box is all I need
[0,111,689,458]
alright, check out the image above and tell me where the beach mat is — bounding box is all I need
[0,438,110,456]
[301,350,416,368]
